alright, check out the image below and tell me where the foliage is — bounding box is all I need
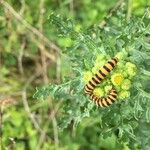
[34,7,150,150]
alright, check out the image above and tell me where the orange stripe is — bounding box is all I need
[100,68,109,76]
[102,98,108,107]
[109,95,116,101]
[86,83,94,90]
[85,86,93,92]
[111,59,117,66]
[90,79,97,86]
[105,63,113,70]
[106,98,113,105]
[96,71,105,79]
[98,98,103,107]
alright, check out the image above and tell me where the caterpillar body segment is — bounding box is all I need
[84,57,118,107]
[84,57,118,95]
[89,89,118,107]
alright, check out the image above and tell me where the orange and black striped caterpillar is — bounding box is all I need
[84,57,118,107]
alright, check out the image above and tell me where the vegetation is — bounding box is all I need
[0,0,150,150]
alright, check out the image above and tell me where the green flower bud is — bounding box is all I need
[122,72,128,78]
[92,66,98,74]
[125,62,136,68]
[115,50,128,60]
[95,54,108,64]
[118,91,130,100]
[93,88,104,97]
[115,52,124,60]
[116,86,121,92]
[127,68,137,77]
[121,79,131,90]
[104,85,113,93]
[125,62,137,77]
[117,62,125,68]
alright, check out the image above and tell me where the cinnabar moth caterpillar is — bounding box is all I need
[84,57,118,107]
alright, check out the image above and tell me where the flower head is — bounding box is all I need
[111,73,124,86]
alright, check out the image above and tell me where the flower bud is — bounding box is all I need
[83,71,93,82]
[93,87,104,97]
[115,50,128,60]
[125,62,136,69]
[119,91,130,100]
[127,68,137,77]
[95,54,106,62]
[92,66,98,74]
[104,85,113,93]
[121,79,131,90]
[111,73,124,86]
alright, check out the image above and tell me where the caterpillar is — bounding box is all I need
[84,57,118,107]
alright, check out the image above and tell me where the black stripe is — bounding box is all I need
[89,81,95,88]
[107,97,115,103]
[101,98,108,107]
[94,96,97,100]
[92,77,99,84]
[84,89,91,94]
[113,58,118,64]
[96,98,101,106]
[111,94,117,99]
[89,93,92,96]
[94,97,98,102]
[108,95,116,101]
[91,95,95,100]
[84,87,91,92]
[105,98,110,106]
[95,74,102,82]
[103,65,111,73]
[112,90,117,94]
[108,61,115,68]
[99,70,106,77]
[86,84,93,91]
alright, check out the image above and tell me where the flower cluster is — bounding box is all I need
[83,50,137,100]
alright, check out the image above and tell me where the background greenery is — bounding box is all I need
[0,0,150,150]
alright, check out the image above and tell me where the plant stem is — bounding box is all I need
[127,0,133,21]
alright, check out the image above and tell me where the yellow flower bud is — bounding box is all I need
[93,88,104,97]
[111,73,124,86]
[83,71,93,82]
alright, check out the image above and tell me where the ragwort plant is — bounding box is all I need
[34,9,150,149]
